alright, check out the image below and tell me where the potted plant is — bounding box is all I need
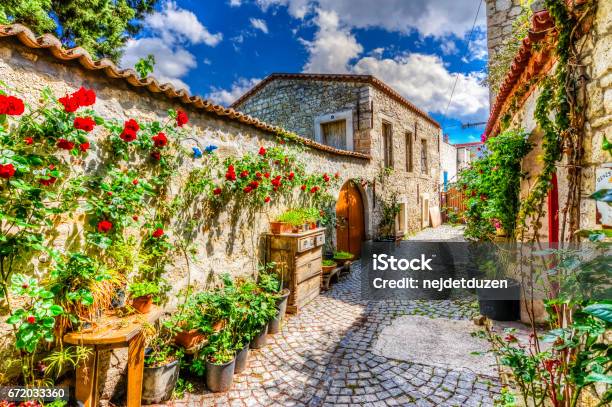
[257,263,290,334]
[322,259,337,273]
[128,281,160,314]
[276,209,306,233]
[302,207,320,230]
[204,330,236,392]
[142,334,183,404]
[333,251,355,267]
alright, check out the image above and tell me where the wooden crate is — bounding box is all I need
[264,228,325,314]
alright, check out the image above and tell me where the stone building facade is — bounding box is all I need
[232,73,443,232]
[484,1,611,241]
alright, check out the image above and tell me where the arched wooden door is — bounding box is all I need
[336,181,365,258]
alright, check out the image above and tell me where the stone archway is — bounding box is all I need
[336,180,366,258]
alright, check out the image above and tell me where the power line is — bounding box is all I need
[442,0,484,118]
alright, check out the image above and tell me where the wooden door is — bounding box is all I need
[336,181,365,258]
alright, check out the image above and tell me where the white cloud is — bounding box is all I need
[440,40,458,55]
[250,18,269,34]
[229,0,242,6]
[120,1,221,92]
[300,9,363,73]
[352,53,489,121]
[256,0,484,38]
[208,77,262,106]
[467,31,488,61]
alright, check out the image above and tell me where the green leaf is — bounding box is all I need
[583,303,612,323]
[585,372,612,385]
[48,304,63,316]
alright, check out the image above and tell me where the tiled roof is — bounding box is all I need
[230,72,441,129]
[453,142,483,148]
[484,10,556,138]
[0,24,370,160]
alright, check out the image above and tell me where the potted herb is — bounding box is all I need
[322,259,337,273]
[204,330,236,392]
[128,281,160,314]
[276,209,307,233]
[333,251,355,267]
[302,207,320,230]
[142,334,183,404]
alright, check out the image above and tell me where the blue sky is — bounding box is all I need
[120,0,490,144]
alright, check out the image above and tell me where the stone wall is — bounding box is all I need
[233,78,372,154]
[485,0,523,103]
[0,38,380,401]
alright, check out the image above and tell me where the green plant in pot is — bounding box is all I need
[128,281,161,314]
[142,332,183,404]
[257,263,290,335]
[203,329,236,392]
[333,250,354,267]
[322,259,337,273]
[276,209,306,233]
[164,295,213,349]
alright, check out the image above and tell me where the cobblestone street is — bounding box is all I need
[163,226,502,406]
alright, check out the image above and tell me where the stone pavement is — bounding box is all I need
[161,227,502,406]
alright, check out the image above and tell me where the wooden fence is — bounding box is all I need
[440,187,468,223]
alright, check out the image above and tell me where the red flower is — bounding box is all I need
[323,173,330,182]
[132,215,139,221]
[504,334,518,343]
[264,196,271,203]
[57,139,75,150]
[543,359,560,372]
[240,170,249,178]
[79,142,90,152]
[107,191,113,196]
[287,172,295,180]
[21,283,29,289]
[74,117,96,132]
[176,110,188,127]
[258,146,266,156]
[120,129,136,142]
[264,172,270,178]
[310,186,318,193]
[97,220,113,233]
[73,87,96,106]
[59,95,79,112]
[279,139,285,144]
[27,316,36,324]
[124,118,139,132]
[24,137,34,145]
[150,151,161,161]
[0,163,16,179]
[0,95,25,115]
[255,172,262,179]
[243,186,253,193]
[480,194,487,201]
[471,190,476,197]
[152,132,168,147]
[225,165,236,181]
[284,157,288,163]
[39,167,57,186]
[132,179,139,185]
[334,172,340,179]
[152,228,164,238]
[301,185,306,191]
[213,187,222,195]
[249,180,259,189]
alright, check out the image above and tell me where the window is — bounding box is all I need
[314,110,354,151]
[321,120,347,149]
[382,122,393,168]
[420,139,428,174]
[406,132,413,172]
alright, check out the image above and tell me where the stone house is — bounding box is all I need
[231,73,444,236]
[440,135,457,189]
[454,141,485,171]
[483,0,611,242]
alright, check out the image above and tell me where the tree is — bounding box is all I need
[0,0,159,62]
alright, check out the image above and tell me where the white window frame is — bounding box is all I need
[314,110,354,151]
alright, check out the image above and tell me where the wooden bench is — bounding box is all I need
[63,306,163,407]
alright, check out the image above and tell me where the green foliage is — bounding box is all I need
[173,377,194,399]
[378,193,401,238]
[457,129,533,240]
[276,207,320,226]
[145,334,183,368]
[0,0,159,62]
[135,54,155,79]
[128,280,161,298]
[322,259,337,267]
[333,251,354,260]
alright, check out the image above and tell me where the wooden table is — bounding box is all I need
[63,307,163,407]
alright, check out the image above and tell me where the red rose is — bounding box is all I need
[288,172,294,180]
[79,142,90,152]
[0,95,25,115]
[24,137,34,145]
[240,170,249,178]
[264,172,270,178]
[27,316,36,324]
[0,163,16,179]
[124,119,139,132]
[504,334,518,343]
[310,186,317,193]
[59,95,78,112]
[323,173,330,182]
[120,129,137,142]
[152,132,168,147]
[132,215,139,221]
[273,186,279,192]
[255,172,262,179]
[39,176,57,186]
[74,117,96,132]
[264,196,271,203]
[250,180,259,189]
[107,191,113,196]
[73,87,96,106]
[243,186,253,193]
[213,187,222,195]
[176,110,188,127]
[132,179,139,185]
[258,147,266,156]
[150,151,161,161]
[301,185,306,191]
[97,220,113,233]
[57,139,75,150]
[152,228,164,238]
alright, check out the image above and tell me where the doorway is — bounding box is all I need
[336,181,365,258]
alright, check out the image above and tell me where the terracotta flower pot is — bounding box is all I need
[270,221,291,234]
[132,294,153,314]
[322,263,337,274]
[174,329,206,349]
[309,222,317,230]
